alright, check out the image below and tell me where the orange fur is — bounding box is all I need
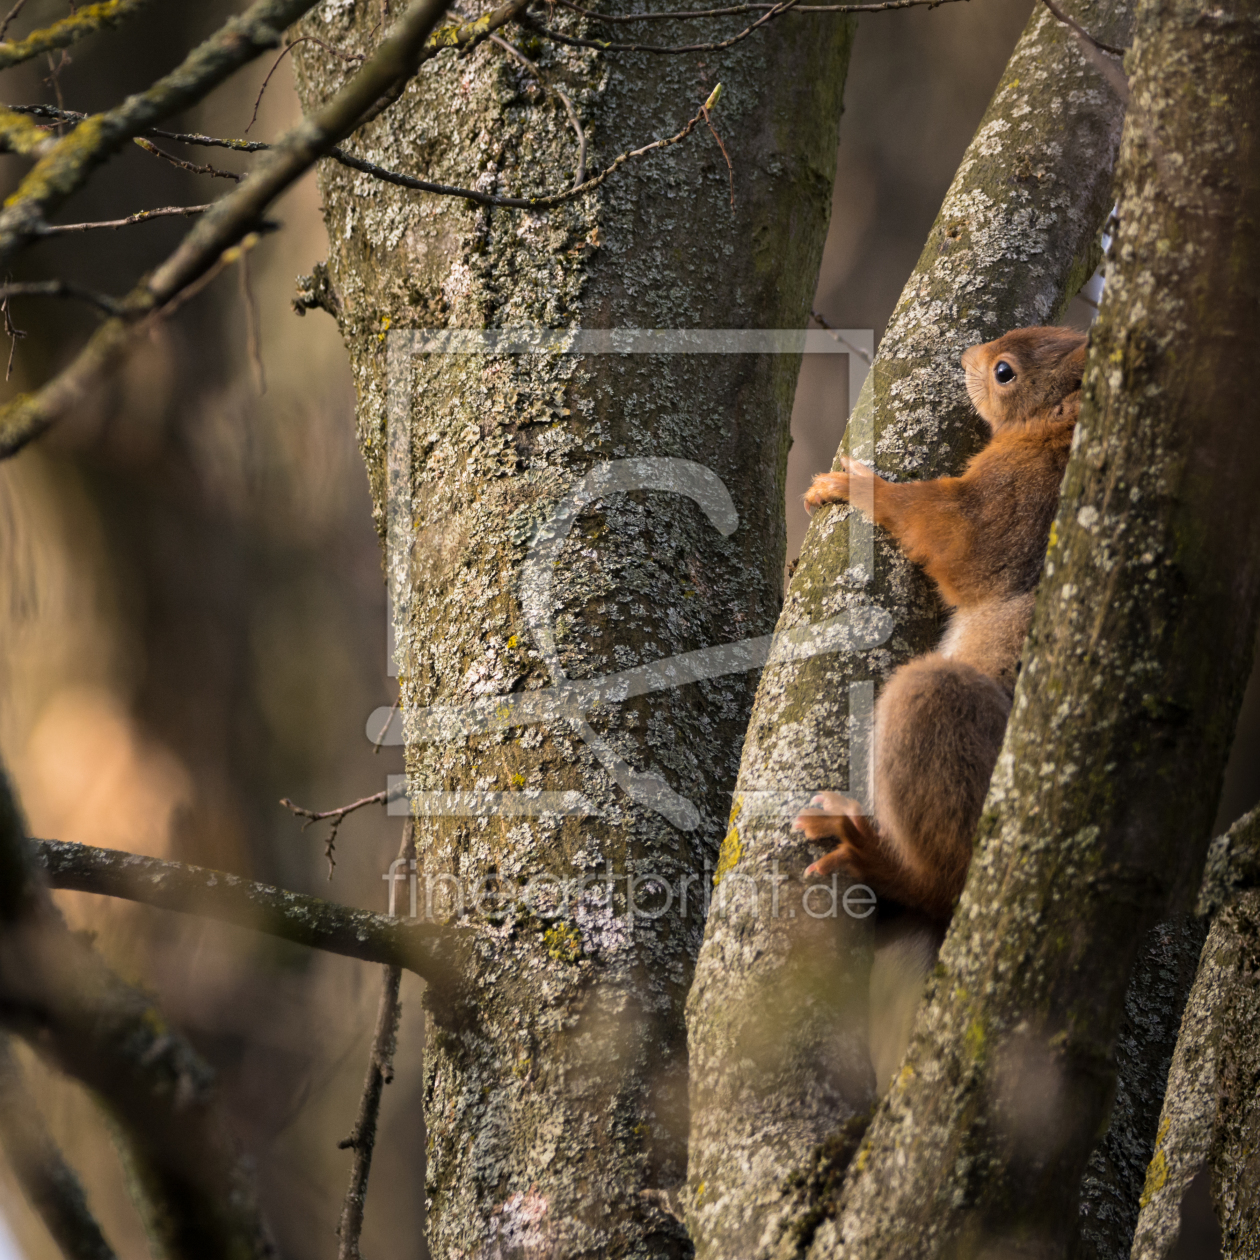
[795,326,1088,923]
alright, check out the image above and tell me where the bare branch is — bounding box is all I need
[132,137,241,182]
[32,839,462,988]
[36,204,213,235]
[523,0,970,53]
[0,0,156,72]
[0,773,274,1260]
[6,105,275,153]
[0,1036,119,1260]
[280,789,390,878]
[0,0,29,42]
[0,0,324,271]
[0,0,464,460]
[0,280,122,315]
[336,821,415,1260]
[328,94,715,208]
[554,0,969,18]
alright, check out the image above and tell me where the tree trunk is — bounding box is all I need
[292,4,854,1254]
[683,2,1132,1255]
[823,0,1260,1251]
[1071,916,1207,1260]
[1132,807,1260,1260]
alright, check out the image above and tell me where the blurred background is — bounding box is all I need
[0,1,1246,1258]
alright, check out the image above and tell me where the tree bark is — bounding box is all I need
[1132,807,1260,1260]
[1071,916,1207,1260]
[684,2,1133,1255]
[821,0,1260,1251]
[293,4,855,1254]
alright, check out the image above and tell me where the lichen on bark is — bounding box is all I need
[817,0,1260,1250]
[292,0,855,1252]
[684,1,1132,1255]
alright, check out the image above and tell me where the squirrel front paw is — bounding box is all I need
[804,471,850,514]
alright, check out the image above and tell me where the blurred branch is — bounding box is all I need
[0,104,56,157]
[0,0,156,72]
[336,821,415,1260]
[7,105,275,153]
[33,840,462,989]
[0,0,462,460]
[0,1036,119,1260]
[0,281,122,315]
[0,773,275,1260]
[0,0,28,42]
[0,0,323,270]
[37,205,213,235]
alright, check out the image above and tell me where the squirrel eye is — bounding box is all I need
[994,360,1015,384]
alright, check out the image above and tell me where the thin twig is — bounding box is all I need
[43,49,69,117]
[520,0,800,55]
[1,290,24,380]
[0,280,122,315]
[0,1036,120,1260]
[281,790,390,878]
[36,204,214,234]
[32,839,461,987]
[810,308,872,364]
[247,34,365,133]
[489,32,586,187]
[1037,0,1126,56]
[336,819,414,1260]
[555,0,971,15]
[329,93,715,209]
[133,136,242,181]
[7,104,275,153]
[0,0,29,42]
[372,697,400,753]
[700,85,733,210]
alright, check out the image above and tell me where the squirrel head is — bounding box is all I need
[962,326,1088,431]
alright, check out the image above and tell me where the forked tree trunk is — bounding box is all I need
[292,3,854,1253]
[823,0,1260,1253]
[683,2,1133,1255]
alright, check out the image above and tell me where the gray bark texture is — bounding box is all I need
[292,1,855,1254]
[1071,916,1207,1260]
[683,2,1133,1256]
[1132,808,1260,1260]
[813,0,1260,1251]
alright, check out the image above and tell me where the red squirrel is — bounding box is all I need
[793,326,1088,925]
